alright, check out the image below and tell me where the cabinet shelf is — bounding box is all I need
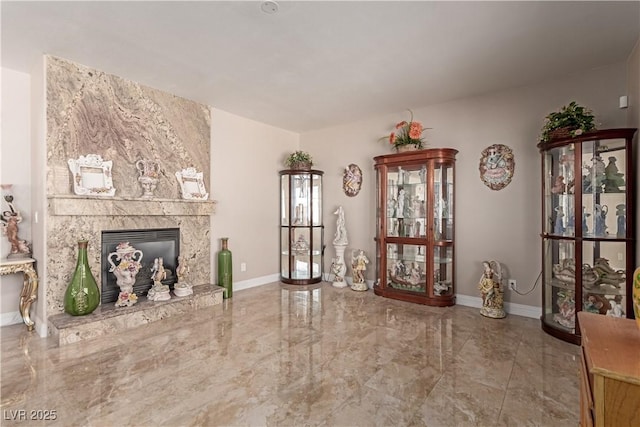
[374,148,458,306]
[537,128,637,344]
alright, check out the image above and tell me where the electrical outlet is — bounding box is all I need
[240,262,247,272]
[508,279,517,291]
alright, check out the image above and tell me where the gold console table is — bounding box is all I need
[0,258,38,331]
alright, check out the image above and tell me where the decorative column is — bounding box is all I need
[331,206,348,288]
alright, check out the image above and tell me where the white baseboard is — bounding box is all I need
[1,312,48,337]
[234,273,280,292]
[0,311,23,327]
[456,294,541,319]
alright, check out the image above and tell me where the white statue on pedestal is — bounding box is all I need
[332,206,348,288]
[148,257,171,301]
[173,255,193,297]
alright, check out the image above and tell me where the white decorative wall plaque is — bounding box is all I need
[67,154,116,197]
[175,167,209,200]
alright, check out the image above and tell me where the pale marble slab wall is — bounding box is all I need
[45,56,213,316]
[47,56,210,197]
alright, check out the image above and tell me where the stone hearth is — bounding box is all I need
[49,284,224,345]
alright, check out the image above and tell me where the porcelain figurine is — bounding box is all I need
[397,188,406,219]
[477,260,506,319]
[582,207,591,234]
[350,249,369,291]
[551,175,566,194]
[606,299,624,317]
[594,204,608,236]
[582,156,606,193]
[148,257,171,301]
[1,186,32,259]
[136,159,160,199]
[616,204,626,237]
[593,257,625,288]
[108,242,143,307]
[173,255,193,297]
[553,290,575,329]
[603,156,625,192]
[554,206,565,235]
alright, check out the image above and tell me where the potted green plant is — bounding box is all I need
[285,150,313,170]
[539,101,597,142]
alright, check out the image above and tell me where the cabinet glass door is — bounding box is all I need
[385,165,427,238]
[387,243,426,293]
[543,145,576,237]
[434,162,454,241]
[544,238,576,332]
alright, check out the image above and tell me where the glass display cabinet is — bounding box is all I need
[538,128,637,344]
[373,148,458,306]
[279,169,324,284]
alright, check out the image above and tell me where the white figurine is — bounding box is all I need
[350,249,369,291]
[173,255,193,297]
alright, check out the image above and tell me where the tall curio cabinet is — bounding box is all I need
[280,168,324,284]
[538,128,637,344]
[373,148,458,306]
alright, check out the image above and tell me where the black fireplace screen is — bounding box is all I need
[101,228,180,304]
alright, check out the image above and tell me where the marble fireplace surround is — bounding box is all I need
[46,195,217,318]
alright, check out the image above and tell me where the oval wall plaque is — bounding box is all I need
[479,144,515,191]
[343,164,362,197]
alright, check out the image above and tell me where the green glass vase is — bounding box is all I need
[217,237,233,299]
[64,240,100,316]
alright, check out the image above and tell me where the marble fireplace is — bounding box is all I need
[43,56,219,342]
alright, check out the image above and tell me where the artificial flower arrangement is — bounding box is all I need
[539,101,597,142]
[380,109,430,150]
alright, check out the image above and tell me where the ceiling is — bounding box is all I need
[2,1,639,133]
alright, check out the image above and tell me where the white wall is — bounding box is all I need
[301,62,629,309]
[0,68,32,326]
[210,108,299,287]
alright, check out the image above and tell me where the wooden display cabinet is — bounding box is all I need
[537,128,637,344]
[279,168,324,285]
[373,148,458,306]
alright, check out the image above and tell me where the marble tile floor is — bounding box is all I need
[0,282,580,427]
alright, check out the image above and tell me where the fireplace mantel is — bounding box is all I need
[48,195,217,216]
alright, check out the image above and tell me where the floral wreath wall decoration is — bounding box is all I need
[479,144,515,191]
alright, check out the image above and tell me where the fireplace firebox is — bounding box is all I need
[101,228,180,304]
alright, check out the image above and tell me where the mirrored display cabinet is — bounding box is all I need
[279,169,324,284]
[373,148,458,306]
[538,128,637,344]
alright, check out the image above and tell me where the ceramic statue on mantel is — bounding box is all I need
[136,159,160,199]
[108,242,143,307]
[148,257,171,301]
[173,255,193,297]
[332,206,348,288]
[1,185,32,259]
